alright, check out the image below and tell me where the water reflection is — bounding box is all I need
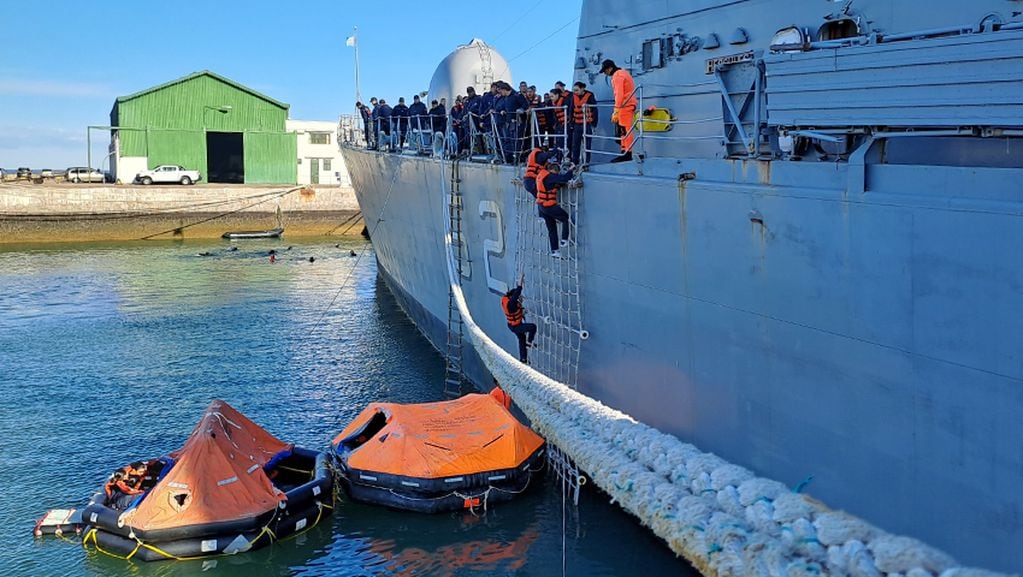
[0,239,695,577]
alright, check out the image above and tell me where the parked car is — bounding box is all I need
[135,165,201,185]
[16,167,31,179]
[66,167,106,183]
[40,169,54,178]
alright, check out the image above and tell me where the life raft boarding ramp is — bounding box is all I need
[436,160,1009,577]
[34,509,83,537]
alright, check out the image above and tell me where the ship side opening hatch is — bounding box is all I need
[206,132,244,184]
[818,18,860,40]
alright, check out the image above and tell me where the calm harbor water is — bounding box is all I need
[0,238,694,577]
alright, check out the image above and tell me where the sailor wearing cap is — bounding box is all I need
[601,59,637,163]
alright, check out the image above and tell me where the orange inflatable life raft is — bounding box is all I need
[332,392,546,513]
[80,400,334,561]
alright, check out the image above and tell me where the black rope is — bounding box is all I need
[1,188,298,222]
[309,160,402,333]
[138,187,301,240]
[325,211,363,236]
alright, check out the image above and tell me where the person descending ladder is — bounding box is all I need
[523,146,560,198]
[501,273,538,364]
[536,159,576,258]
[513,150,588,511]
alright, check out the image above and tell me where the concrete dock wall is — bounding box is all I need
[0,183,364,243]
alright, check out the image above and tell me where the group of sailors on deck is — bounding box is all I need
[357,60,637,366]
[358,80,573,162]
[356,59,635,166]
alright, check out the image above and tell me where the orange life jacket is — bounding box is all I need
[529,96,547,130]
[536,168,558,207]
[573,91,595,124]
[501,295,523,325]
[107,477,141,497]
[525,148,542,180]
[553,94,567,125]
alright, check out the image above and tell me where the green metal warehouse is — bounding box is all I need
[110,71,297,184]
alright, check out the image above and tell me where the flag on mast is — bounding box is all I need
[348,27,361,103]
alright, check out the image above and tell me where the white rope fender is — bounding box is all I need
[436,158,1010,577]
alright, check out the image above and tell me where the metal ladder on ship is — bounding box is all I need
[443,159,467,398]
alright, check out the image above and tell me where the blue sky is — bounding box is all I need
[0,0,582,169]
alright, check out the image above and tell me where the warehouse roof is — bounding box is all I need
[115,70,289,110]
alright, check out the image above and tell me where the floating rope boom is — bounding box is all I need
[436,157,1009,577]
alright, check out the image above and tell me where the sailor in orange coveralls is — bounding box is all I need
[600,59,637,163]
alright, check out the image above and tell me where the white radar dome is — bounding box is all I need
[428,38,512,107]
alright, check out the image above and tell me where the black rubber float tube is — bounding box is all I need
[333,444,546,513]
[81,449,334,561]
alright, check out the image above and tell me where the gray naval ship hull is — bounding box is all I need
[343,2,1023,570]
[344,148,1022,571]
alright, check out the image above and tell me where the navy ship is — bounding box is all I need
[342,1,1023,571]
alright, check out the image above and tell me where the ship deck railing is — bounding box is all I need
[580,84,726,171]
[342,94,729,171]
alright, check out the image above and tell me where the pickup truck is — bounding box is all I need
[135,165,201,185]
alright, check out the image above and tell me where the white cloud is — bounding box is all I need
[0,79,115,98]
[0,126,89,150]
[0,126,108,167]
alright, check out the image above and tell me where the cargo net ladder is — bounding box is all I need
[514,166,587,505]
[444,160,468,398]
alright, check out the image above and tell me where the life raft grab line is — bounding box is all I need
[437,164,1009,576]
[81,498,332,562]
[287,501,332,540]
[83,511,281,562]
[337,459,546,516]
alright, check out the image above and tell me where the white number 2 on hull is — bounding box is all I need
[479,200,509,295]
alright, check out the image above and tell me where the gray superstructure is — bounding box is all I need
[343,1,1023,571]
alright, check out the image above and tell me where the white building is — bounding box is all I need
[286,119,349,186]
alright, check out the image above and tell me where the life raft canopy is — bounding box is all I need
[81,399,334,561]
[332,392,546,513]
[127,399,292,532]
